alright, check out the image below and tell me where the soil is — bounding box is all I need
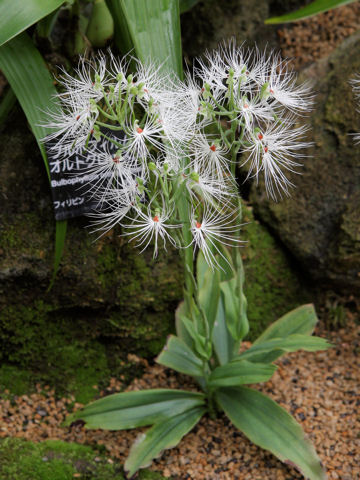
[278,3,360,69]
[1,319,359,480]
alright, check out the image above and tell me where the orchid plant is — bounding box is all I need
[46,43,331,479]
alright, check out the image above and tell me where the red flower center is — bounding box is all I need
[153,216,159,222]
[210,145,216,152]
[258,133,263,140]
[137,127,143,134]
[264,146,268,153]
[196,221,202,229]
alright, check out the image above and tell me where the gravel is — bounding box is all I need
[1,319,359,479]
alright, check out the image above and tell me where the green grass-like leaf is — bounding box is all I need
[237,334,332,363]
[66,389,205,429]
[156,335,204,377]
[216,387,326,480]
[253,304,319,345]
[116,0,183,78]
[125,406,206,477]
[0,0,65,46]
[209,360,277,388]
[265,0,356,24]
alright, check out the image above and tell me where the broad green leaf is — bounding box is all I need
[105,0,134,54]
[180,315,211,360]
[66,389,205,429]
[233,248,249,339]
[175,300,194,347]
[0,0,66,46]
[197,265,220,332]
[254,304,318,345]
[117,0,183,78]
[0,33,67,281]
[220,279,240,340]
[209,360,277,388]
[156,335,204,377]
[125,406,205,477]
[265,0,356,24]
[216,387,326,480]
[237,334,331,363]
[0,32,61,178]
[212,295,237,365]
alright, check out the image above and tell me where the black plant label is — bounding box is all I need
[47,129,124,221]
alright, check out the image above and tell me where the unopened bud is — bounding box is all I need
[148,162,156,171]
[190,172,200,182]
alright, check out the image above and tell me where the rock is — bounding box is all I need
[180,0,312,61]
[250,31,360,292]
[0,112,183,396]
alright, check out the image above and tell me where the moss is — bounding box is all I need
[242,205,309,340]
[0,365,31,396]
[0,438,166,480]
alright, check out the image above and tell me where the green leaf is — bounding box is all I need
[180,315,211,360]
[66,389,205,429]
[0,33,67,282]
[209,360,277,388]
[216,387,326,480]
[254,304,318,345]
[197,265,220,333]
[0,32,61,178]
[237,334,332,363]
[0,0,66,46]
[175,300,194,347]
[116,0,183,78]
[212,295,237,365]
[265,0,356,24]
[105,0,134,54]
[156,335,204,377]
[125,406,205,477]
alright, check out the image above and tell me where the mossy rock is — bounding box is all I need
[250,31,360,293]
[242,205,309,340]
[0,114,182,398]
[0,438,165,480]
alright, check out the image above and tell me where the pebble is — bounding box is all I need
[0,320,359,479]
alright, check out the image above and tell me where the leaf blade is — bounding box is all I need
[118,0,183,77]
[238,334,331,363]
[156,335,204,377]
[209,360,277,388]
[66,389,205,429]
[216,387,326,480]
[254,304,318,345]
[0,0,65,46]
[265,0,356,24]
[125,406,206,477]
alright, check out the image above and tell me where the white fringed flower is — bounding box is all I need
[123,203,181,257]
[190,205,242,268]
[243,117,310,199]
[259,53,314,114]
[57,53,108,103]
[44,96,98,156]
